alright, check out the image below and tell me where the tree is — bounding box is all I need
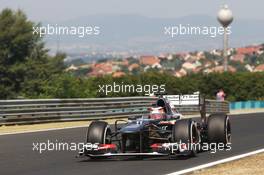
[40,74,96,98]
[0,9,65,99]
[21,52,65,98]
[0,9,37,98]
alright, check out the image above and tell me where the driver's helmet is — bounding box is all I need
[148,107,166,120]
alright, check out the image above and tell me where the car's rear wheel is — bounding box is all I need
[172,119,200,156]
[86,121,111,144]
[207,113,231,144]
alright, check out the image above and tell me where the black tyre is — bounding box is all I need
[172,119,200,156]
[207,113,231,144]
[86,121,111,144]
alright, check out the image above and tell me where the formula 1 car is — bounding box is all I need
[78,92,231,159]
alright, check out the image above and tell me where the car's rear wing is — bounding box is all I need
[163,93,200,106]
[161,92,229,124]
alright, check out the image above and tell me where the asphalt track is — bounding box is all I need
[0,113,264,175]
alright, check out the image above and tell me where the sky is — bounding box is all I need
[0,0,263,22]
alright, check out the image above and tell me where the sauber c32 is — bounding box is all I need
[78,93,231,159]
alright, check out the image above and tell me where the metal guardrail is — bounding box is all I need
[0,97,157,125]
[0,97,229,125]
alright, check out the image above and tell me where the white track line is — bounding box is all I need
[166,148,264,175]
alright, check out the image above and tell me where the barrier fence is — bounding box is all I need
[230,101,264,110]
[0,97,229,125]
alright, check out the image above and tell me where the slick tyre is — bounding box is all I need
[86,121,111,144]
[173,119,200,157]
[207,113,231,145]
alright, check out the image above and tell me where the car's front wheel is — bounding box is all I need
[86,121,111,144]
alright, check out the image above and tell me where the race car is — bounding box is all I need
[78,92,231,159]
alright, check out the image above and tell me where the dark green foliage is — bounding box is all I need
[72,67,92,77]
[52,71,264,101]
[0,9,65,99]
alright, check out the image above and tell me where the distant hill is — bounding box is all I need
[44,14,264,54]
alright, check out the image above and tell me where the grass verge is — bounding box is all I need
[190,153,264,175]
